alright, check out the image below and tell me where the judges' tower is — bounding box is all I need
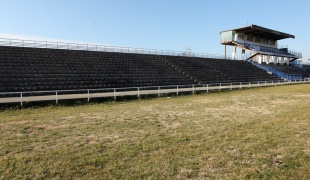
[220,24,302,65]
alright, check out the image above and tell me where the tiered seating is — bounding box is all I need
[265,63,309,78]
[159,56,280,84]
[0,46,281,93]
[0,46,194,92]
[302,65,310,75]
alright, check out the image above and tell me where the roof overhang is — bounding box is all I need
[220,24,295,40]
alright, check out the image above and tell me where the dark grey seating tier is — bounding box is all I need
[0,46,280,92]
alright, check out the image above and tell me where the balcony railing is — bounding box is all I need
[221,36,302,58]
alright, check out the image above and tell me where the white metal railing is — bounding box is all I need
[0,38,233,60]
[0,79,309,106]
[225,36,302,58]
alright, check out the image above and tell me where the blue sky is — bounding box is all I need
[0,0,309,63]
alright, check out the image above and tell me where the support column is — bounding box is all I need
[286,58,290,65]
[258,55,262,64]
[274,56,278,64]
[241,49,245,60]
[266,55,270,64]
[280,57,284,65]
[232,46,237,60]
[224,45,227,59]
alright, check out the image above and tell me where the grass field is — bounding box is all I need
[1,84,310,179]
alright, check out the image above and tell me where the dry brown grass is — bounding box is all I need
[1,84,310,179]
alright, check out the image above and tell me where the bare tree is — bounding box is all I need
[182,46,192,56]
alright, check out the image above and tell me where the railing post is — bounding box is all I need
[114,89,116,100]
[265,81,267,86]
[192,85,195,94]
[87,90,90,102]
[230,83,232,90]
[258,81,260,87]
[158,86,160,97]
[137,87,140,98]
[240,82,242,89]
[219,83,221,91]
[177,86,179,95]
[20,93,23,107]
[249,82,251,88]
[207,84,209,92]
[56,91,58,104]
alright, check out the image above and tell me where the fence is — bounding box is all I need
[0,38,233,60]
[0,80,309,106]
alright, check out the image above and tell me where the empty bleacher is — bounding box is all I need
[158,55,280,84]
[0,46,281,93]
[264,63,309,78]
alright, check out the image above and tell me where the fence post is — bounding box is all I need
[158,86,160,97]
[20,93,23,107]
[177,86,179,95]
[207,84,209,92]
[137,87,140,98]
[265,81,267,86]
[230,83,232,90]
[249,82,251,88]
[56,91,58,104]
[192,85,195,94]
[113,89,116,100]
[87,90,90,102]
[219,84,221,91]
[240,82,242,89]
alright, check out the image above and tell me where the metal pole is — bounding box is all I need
[158,86,160,97]
[219,84,221,91]
[207,84,208,92]
[20,93,23,107]
[230,83,232,90]
[177,86,179,95]
[249,82,251,88]
[192,85,194,94]
[240,82,242,89]
[137,87,140,98]
[87,90,90,102]
[55,91,58,104]
[114,89,116,100]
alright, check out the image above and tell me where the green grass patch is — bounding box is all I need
[1,84,310,179]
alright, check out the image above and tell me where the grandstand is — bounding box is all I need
[0,45,280,93]
[0,25,309,104]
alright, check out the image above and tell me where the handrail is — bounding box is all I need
[234,38,302,58]
[0,79,309,106]
[251,61,302,80]
[0,38,234,60]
